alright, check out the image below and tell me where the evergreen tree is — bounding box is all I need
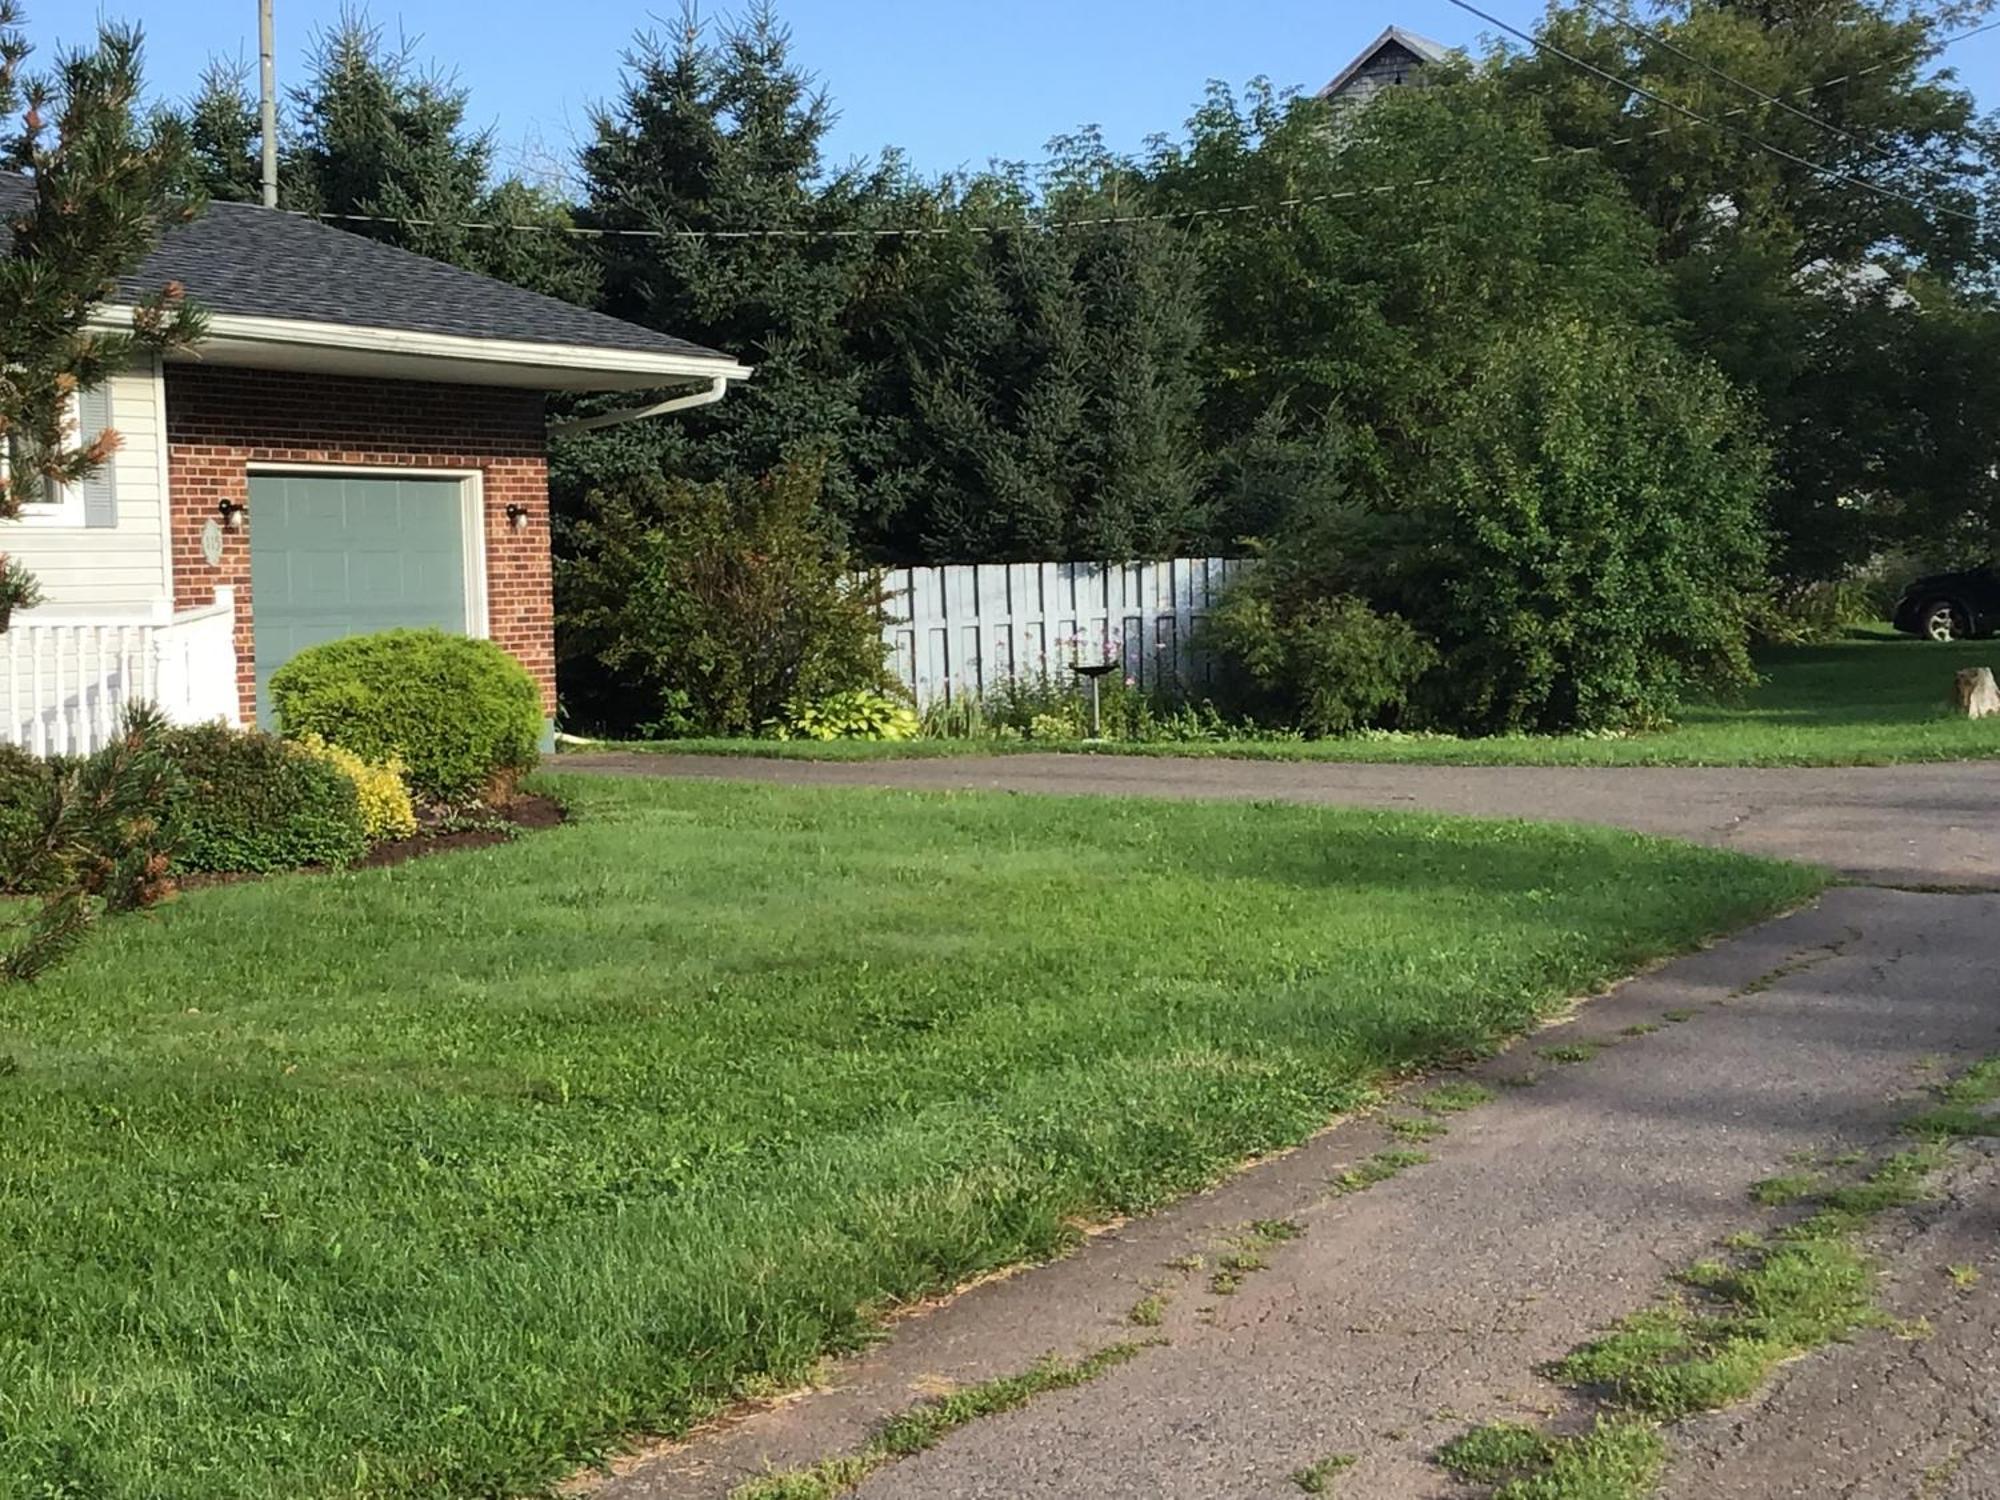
[284,15,491,262]
[178,58,262,202]
[860,161,1207,560]
[172,18,597,304]
[572,1,907,536]
[0,8,192,974]
[0,6,204,547]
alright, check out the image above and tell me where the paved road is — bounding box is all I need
[558,752,2000,887]
[559,752,2000,1500]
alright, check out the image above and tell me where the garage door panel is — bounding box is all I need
[354,486,402,531]
[249,474,471,725]
[273,479,349,540]
[349,551,409,605]
[290,552,353,609]
[407,552,465,599]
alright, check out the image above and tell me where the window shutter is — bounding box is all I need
[77,383,117,528]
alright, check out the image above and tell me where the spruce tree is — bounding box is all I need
[573,1,905,534]
[0,5,204,573]
[0,8,190,975]
[174,19,598,304]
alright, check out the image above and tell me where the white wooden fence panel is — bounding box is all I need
[878,557,1243,708]
[0,588,240,755]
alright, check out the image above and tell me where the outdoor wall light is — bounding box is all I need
[216,499,246,530]
[505,504,531,531]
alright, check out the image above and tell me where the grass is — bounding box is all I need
[1291,1453,1357,1492]
[731,1343,1145,1499]
[1209,1250,1267,1295]
[1387,1115,1450,1141]
[1749,1172,1822,1207]
[585,629,2000,768]
[1550,1237,1878,1420]
[1415,1081,1496,1114]
[1548,1140,1965,1426]
[0,775,1821,1499]
[1331,1148,1436,1195]
[1439,1418,1665,1499]
[1448,1065,1999,1494]
[1906,1056,2000,1141]
[1538,1043,1600,1065]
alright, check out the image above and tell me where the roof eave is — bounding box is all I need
[91,307,754,394]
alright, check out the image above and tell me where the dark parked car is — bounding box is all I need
[1892,565,2000,641]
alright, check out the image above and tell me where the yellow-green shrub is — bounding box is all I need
[770,689,918,742]
[293,734,417,842]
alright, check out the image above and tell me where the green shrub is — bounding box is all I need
[1411,319,1769,733]
[160,724,368,874]
[0,744,55,891]
[292,734,418,841]
[1233,318,1770,736]
[557,459,891,737]
[772,689,919,742]
[269,630,543,804]
[1206,586,1437,737]
[1750,577,1887,646]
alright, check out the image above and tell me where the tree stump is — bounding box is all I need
[1953,667,2000,719]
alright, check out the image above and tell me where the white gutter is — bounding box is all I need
[89,306,754,387]
[546,374,733,435]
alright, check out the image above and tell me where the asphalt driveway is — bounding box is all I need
[555,749,2000,1499]
[559,751,2000,887]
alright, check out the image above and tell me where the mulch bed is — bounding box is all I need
[356,794,565,870]
[177,794,565,890]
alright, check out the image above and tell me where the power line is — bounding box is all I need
[292,9,1995,244]
[1445,0,1981,225]
[289,106,1854,241]
[1694,16,2000,132]
[1937,17,2000,49]
[295,181,1465,241]
[1576,0,1879,157]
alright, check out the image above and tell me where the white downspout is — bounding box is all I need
[546,374,732,436]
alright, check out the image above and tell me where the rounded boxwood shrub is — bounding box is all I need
[268,630,543,803]
[160,724,368,874]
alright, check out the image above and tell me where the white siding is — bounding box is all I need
[0,357,170,613]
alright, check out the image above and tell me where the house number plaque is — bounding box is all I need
[200,518,225,567]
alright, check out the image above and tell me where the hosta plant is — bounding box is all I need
[771,690,919,742]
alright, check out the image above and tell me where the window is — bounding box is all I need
[4,385,112,529]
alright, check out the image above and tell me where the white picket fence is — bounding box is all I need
[0,589,241,756]
[879,558,1246,708]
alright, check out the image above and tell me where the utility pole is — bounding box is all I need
[258,0,278,208]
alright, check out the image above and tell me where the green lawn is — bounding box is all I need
[0,776,1822,1499]
[600,630,2000,767]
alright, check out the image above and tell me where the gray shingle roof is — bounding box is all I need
[0,173,732,364]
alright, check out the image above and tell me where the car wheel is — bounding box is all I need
[1920,600,1970,642]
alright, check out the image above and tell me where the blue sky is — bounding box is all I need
[28,0,2000,185]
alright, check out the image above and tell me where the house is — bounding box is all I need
[0,175,751,753]
[1318,25,1450,105]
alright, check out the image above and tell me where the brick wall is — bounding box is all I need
[165,365,554,725]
